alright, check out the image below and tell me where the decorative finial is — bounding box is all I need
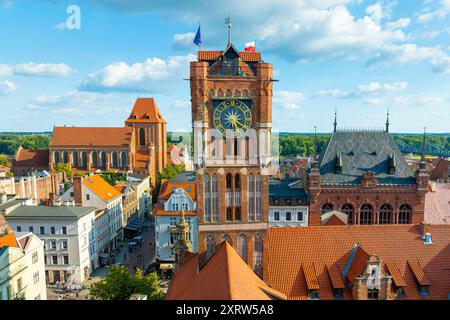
[385,108,390,132]
[313,126,317,161]
[225,16,232,45]
[420,127,427,164]
[333,107,338,132]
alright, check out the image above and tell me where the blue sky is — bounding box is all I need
[0,0,449,133]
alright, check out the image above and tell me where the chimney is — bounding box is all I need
[419,222,433,244]
[49,192,56,206]
[73,176,83,206]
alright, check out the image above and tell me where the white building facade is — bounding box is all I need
[5,205,98,284]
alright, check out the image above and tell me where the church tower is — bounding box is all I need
[191,21,272,278]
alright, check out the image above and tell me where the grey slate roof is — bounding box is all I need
[318,131,416,185]
[171,171,196,182]
[6,205,97,219]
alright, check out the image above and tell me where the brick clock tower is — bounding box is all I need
[191,34,273,278]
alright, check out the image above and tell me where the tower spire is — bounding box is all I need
[312,126,318,165]
[333,107,338,132]
[420,127,427,166]
[225,16,232,45]
[385,108,390,132]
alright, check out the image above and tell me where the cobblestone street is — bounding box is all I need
[46,217,156,300]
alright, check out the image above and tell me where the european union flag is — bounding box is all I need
[193,25,201,46]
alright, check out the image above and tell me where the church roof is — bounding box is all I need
[318,131,416,185]
[166,241,286,300]
[50,127,132,148]
[14,148,49,168]
[125,98,166,124]
[267,224,450,300]
[425,182,450,224]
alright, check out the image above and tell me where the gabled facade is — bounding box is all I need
[154,172,197,263]
[309,129,427,226]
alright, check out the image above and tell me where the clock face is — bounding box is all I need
[213,100,252,138]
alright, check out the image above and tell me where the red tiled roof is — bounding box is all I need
[425,182,450,224]
[167,241,286,300]
[408,260,431,286]
[430,158,449,181]
[152,203,197,217]
[345,245,370,283]
[125,98,166,124]
[0,232,19,248]
[0,164,10,172]
[50,127,132,148]
[158,180,196,201]
[385,261,407,287]
[83,174,122,202]
[113,183,127,194]
[197,51,261,62]
[267,225,450,300]
[326,264,345,289]
[14,148,49,167]
[303,263,320,290]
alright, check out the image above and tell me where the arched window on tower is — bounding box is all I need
[81,152,87,168]
[91,151,98,168]
[235,174,240,190]
[99,151,106,168]
[111,151,118,167]
[360,204,373,225]
[341,204,354,224]
[139,128,146,146]
[222,234,232,245]
[72,151,79,168]
[235,207,241,221]
[253,234,263,278]
[322,203,334,214]
[206,235,216,261]
[255,175,262,221]
[237,234,248,263]
[204,174,211,222]
[54,152,60,164]
[226,207,232,222]
[379,204,392,224]
[248,174,255,221]
[121,152,127,168]
[62,151,68,164]
[398,204,412,224]
[212,174,219,222]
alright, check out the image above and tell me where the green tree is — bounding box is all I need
[89,265,165,300]
[153,163,185,199]
[54,163,73,179]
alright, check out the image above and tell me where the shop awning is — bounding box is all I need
[159,263,174,270]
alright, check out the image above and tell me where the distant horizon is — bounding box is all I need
[1,131,449,135]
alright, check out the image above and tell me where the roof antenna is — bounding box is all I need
[385,108,390,132]
[333,107,338,132]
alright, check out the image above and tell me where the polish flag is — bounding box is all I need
[244,41,256,52]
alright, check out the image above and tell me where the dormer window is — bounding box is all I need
[419,285,430,296]
[333,288,344,300]
[395,287,405,297]
[307,289,319,300]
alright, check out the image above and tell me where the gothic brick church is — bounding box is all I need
[49,98,167,185]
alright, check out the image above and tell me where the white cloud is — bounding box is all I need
[0,64,13,76]
[417,0,450,23]
[0,80,17,94]
[53,22,67,30]
[273,91,304,109]
[2,0,12,9]
[364,97,385,105]
[367,43,445,66]
[13,63,73,77]
[79,54,196,92]
[172,32,195,50]
[171,100,191,109]
[385,18,411,29]
[356,81,408,94]
[315,81,408,99]
[314,88,349,98]
[394,94,445,107]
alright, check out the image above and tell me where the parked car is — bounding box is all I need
[133,236,144,244]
